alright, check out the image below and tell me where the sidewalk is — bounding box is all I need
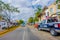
[28,25,58,40]
[28,25,38,31]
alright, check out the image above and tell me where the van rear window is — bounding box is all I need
[47,18,58,23]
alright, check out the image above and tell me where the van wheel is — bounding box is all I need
[50,28,57,36]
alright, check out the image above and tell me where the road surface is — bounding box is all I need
[0,26,40,40]
[0,25,60,40]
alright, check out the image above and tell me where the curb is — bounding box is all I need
[0,26,20,37]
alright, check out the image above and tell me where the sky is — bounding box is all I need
[2,0,56,21]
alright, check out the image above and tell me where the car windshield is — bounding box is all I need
[47,18,58,23]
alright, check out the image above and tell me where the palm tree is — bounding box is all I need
[34,7,42,23]
[28,17,34,23]
[35,7,42,17]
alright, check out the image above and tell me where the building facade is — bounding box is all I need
[38,2,57,22]
[56,0,60,21]
[45,2,57,17]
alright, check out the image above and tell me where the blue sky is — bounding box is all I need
[2,0,56,21]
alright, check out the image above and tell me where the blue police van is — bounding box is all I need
[38,17,60,36]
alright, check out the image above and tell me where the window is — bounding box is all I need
[47,18,54,23]
[41,20,46,24]
[47,19,52,23]
[47,18,58,23]
[50,8,54,13]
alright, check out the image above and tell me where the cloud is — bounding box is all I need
[32,0,50,8]
[15,7,35,21]
[2,0,55,21]
[32,0,40,5]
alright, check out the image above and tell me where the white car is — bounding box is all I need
[0,21,8,29]
[8,23,13,27]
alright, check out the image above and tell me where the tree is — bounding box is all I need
[0,0,20,22]
[34,17,39,22]
[0,0,20,12]
[0,0,20,28]
[35,7,42,17]
[34,7,42,23]
[28,17,34,23]
[19,20,24,24]
[56,0,60,4]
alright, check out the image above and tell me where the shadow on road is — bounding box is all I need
[55,33,60,36]
[39,30,60,36]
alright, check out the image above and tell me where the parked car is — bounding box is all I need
[0,21,8,29]
[38,17,60,36]
[8,23,13,28]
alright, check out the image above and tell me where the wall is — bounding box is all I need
[48,2,56,17]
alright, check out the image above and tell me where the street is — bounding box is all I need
[0,25,60,40]
[0,26,40,40]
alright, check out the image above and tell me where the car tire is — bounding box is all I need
[50,28,57,36]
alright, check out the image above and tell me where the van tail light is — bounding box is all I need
[58,24,60,28]
[54,24,58,28]
[54,24,60,28]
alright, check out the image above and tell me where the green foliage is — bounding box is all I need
[35,7,42,17]
[0,0,20,22]
[56,0,60,4]
[34,7,42,23]
[37,7,42,12]
[34,17,39,22]
[58,5,60,9]
[35,11,40,17]
[19,20,24,24]
[0,0,20,13]
[28,17,34,23]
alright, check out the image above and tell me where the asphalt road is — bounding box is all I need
[0,26,40,40]
[0,25,60,40]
